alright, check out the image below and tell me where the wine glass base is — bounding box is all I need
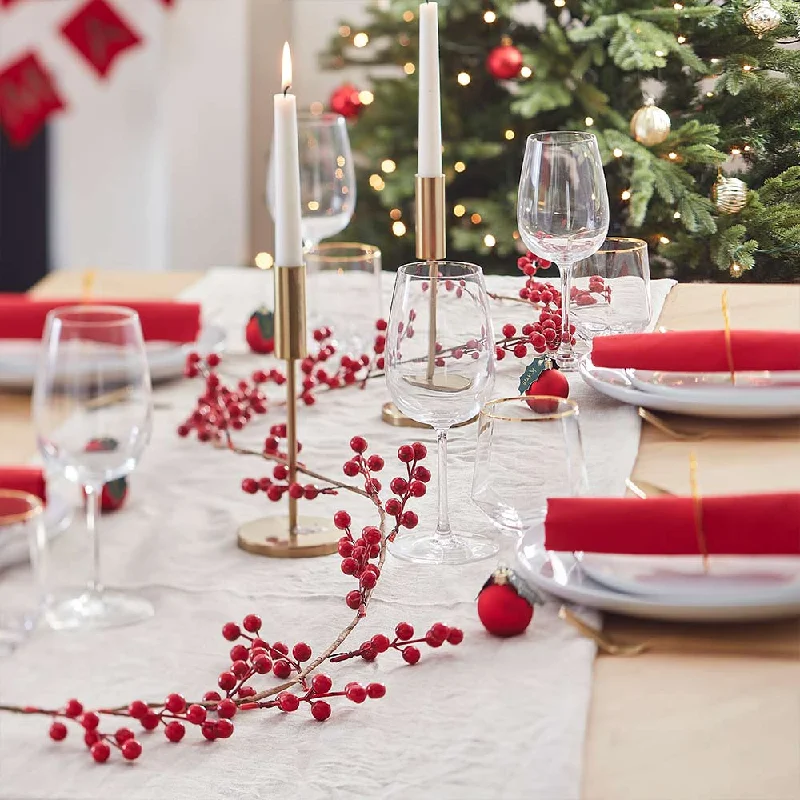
[556,350,580,372]
[389,531,498,565]
[43,589,154,631]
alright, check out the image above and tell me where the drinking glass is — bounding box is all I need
[472,397,588,537]
[305,242,382,354]
[33,306,154,629]
[385,262,498,565]
[517,131,610,371]
[0,491,44,654]
[268,112,356,249]
[571,237,652,340]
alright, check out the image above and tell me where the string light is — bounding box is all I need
[398,34,410,46]
[359,90,374,105]
[730,262,743,277]
[673,2,683,9]
[381,159,397,173]
[730,147,741,156]
[668,152,678,160]
[742,64,753,72]
[353,32,369,48]
[254,252,274,270]
[454,161,466,173]
[483,234,496,247]
[404,62,415,75]
[621,189,631,201]
[390,208,402,220]
[743,145,752,152]
[505,129,515,140]
[402,10,415,22]
[458,72,471,86]
[655,49,665,57]
[310,101,324,115]
[512,231,520,240]
[470,213,482,224]
[454,204,466,217]
[392,221,407,237]
[307,201,320,211]
[677,35,687,43]
[710,58,720,64]
[483,10,497,23]
[659,235,670,244]
[369,174,385,191]
[613,148,623,158]
[339,25,351,37]
[585,117,594,126]
[706,91,714,98]
[337,156,346,167]
[554,0,566,7]
[520,66,532,78]
[673,211,681,219]
[335,168,344,179]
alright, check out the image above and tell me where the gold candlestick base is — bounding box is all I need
[237,516,339,558]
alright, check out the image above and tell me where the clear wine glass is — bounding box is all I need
[385,262,498,565]
[33,306,154,630]
[268,112,356,249]
[517,131,610,371]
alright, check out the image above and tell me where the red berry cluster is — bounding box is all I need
[421,276,467,299]
[386,443,430,538]
[177,353,284,442]
[331,621,463,666]
[571,275,610,306]
[275,675,386,722]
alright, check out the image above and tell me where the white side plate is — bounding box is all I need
[0,493,72,571]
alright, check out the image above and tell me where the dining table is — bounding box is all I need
[0,268,798,800]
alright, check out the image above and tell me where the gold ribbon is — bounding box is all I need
[721,289,735,385]
[689,452,710,573]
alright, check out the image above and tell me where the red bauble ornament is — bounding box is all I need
[477,568,536,637]
[329,83,363,120]
[486,43,523,80]
[525,365,569,413]
[245,308,275,355]
[83,438,128,513]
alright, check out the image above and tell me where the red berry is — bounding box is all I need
[345,683,367,704]
[81,712,100,731]
[201,722,218,741]
[242,614,262,633]
[64,699,83,718]
[186,704,207,725]
[338,537,354,558]
[218,671,237,691]
[312,674,333,695]
[385,498,402,515]
[376,318,388,331]
[164,721,185,743]
[350,436,368,453]
[241,478,259,494]
[402,646,421,665]
[397,445,414,462]
[447,627,464,645]
[371,634,391,653]
[502,323,517,338]
[425,631,444,647]
[395,622,414,640]
[367,682,387,699]
[140,712,160,731]
[513,343,528,358]
[334,510,351,530]
[49,722,68,741]
[252,654,272,674]
[341,557,357,575]
[165,693,186,714]
[222,622,241,641]
[390,477,409,495]
[217,699,237,719]
[267,485,283,502]
[278,692,300,712]
[360,642,377,661]
[84,730,100,747]
[431,622,450,641]
[292,642,312,662]
[231,660,249,678]
[272,641,289,655]
[128,700,149,719]
[273,465,289,482]
[413,466,431,483]
[363,526,381,545]
[343,460,360,477]
[230,644,249,662]
[401,510,419,529]
[311,701,331,721]
[91,741,111,763]
[206,353,221,368]
[203,691,221,703]
[114,727,134,744]
[304,484,319,499]
[360,571,377,590]
[273,659,292,679]
[288,483,304,499]
[238,685,256,699]
[215,719,234,738]
[412,442,427,460]
[346,589,362,609]
[366,454,384,471]
[409,480,426,497]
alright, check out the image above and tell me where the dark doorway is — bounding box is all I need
[0,126,49,293]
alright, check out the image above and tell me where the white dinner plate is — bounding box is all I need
[516,525,800,622]
[0,493,72,571]
[580,355,800,419]
[0,325,226,390]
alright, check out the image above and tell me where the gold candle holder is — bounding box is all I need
[237,264,339,558]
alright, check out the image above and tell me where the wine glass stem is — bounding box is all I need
[434,428,453,540]
[558,261,574,362]
[84,483,103,595]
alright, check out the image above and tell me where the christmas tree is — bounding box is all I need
[323,0,800,282]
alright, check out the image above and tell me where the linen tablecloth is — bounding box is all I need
[0,269,673,800]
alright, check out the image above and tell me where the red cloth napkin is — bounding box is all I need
[592,330,800,372]
[544,494,800,556]
[0,296,201,343]
[0,467,46,503]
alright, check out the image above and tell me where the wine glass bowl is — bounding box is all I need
[385,262,498,565]
[517,131,610,370]
[33,306,154,630]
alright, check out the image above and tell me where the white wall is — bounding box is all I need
[0,0,249,271]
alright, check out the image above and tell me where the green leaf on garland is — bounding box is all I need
[518,357,550,394]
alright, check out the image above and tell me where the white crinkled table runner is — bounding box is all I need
[0,269,674,800]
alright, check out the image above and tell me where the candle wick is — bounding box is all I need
[283,84,290,96]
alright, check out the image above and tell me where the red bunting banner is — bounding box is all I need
[60,0,142,79]
[0,52,66,146]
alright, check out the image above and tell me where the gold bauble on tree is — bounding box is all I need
[742,0,782,38]
[713,175,748,214]
[629,98,671,146]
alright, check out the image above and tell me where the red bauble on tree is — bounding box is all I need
[329,83,363,120]
[486,42,523,80]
